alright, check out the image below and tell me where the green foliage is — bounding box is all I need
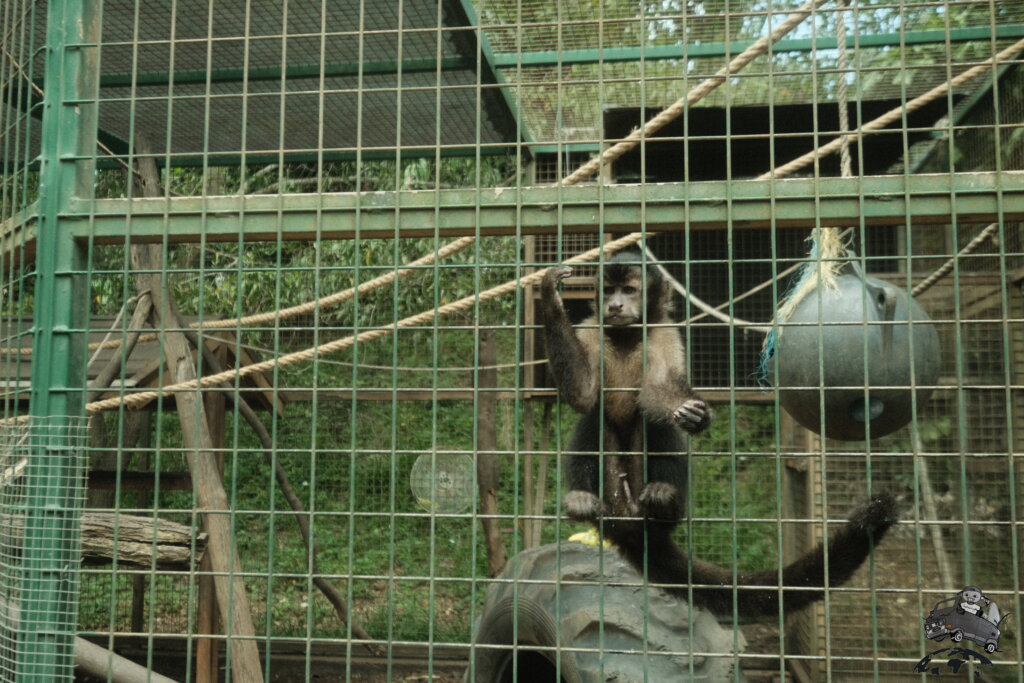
[687,405,781,571]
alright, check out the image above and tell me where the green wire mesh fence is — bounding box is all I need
[2,0,1024,680]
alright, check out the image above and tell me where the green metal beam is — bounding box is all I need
[19,0,92,679]
[492,23,1024,68]
[98,55,474,88]
[64,172,1024,245]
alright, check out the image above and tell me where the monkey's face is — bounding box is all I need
[602,274,644,326]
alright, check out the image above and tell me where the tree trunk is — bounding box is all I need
[476,330,507,577]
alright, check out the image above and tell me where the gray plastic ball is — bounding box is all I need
[774,260,940,441]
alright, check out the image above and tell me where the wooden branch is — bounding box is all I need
[87,293,153,403]
[130,141,264,683]
[180,326,380,654]
[476,330,507,577]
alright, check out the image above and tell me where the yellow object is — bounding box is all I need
[569,528,614,548]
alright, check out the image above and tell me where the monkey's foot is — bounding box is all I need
[673,399,709,433]
[638,482,684,521]
[564,490,606,522]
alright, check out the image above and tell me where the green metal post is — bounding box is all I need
[19,0,95,678]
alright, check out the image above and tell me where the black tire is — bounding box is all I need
[466,542,742,682]
[951,630,964,643]
[985,642,997,654]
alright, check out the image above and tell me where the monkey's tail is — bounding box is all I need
[612,494,899,618]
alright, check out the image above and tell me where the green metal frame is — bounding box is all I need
[4,172,1020,254]
[63,171,1024,244]
[5,4,1023,677]
[98,56,477,88]
[19,0,92,679]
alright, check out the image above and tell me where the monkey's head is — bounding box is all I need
[600,249,671,326]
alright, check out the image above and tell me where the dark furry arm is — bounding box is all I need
[540,266,597,413]
[612,494,899,617]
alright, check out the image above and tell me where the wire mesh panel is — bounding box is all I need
[3,0,1024,681]
[0,419,88,683]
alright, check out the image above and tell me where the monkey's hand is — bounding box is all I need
[673,399,710,434]
[847,493,899,535]
[638,482,684,522]
[564,490,606,522]
[542,265,574,295]
[541,265,575,318]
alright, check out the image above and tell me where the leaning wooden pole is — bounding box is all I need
[131,143,264,682]
[476,330,507,576]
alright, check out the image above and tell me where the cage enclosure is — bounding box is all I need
[1,0,1023,682]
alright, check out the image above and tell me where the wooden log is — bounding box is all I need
[0,513,206,570]
[80,513,205,570]
[0,595,179,683]
[76,636,180,683]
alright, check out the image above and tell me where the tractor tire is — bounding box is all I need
[466,542,743,682]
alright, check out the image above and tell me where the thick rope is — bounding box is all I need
[2,236,481,356]
[912,223,1000,297]
[770,0,858,333]
[835,0,854,180]
[760,35,1024,181]
[84,232,651,414]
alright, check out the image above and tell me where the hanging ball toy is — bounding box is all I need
[772,259,940,441]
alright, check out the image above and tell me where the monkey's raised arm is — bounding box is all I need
[637,328,713,434]
[540,266,598,413]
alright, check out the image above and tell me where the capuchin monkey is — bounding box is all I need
[540,248,898,617]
